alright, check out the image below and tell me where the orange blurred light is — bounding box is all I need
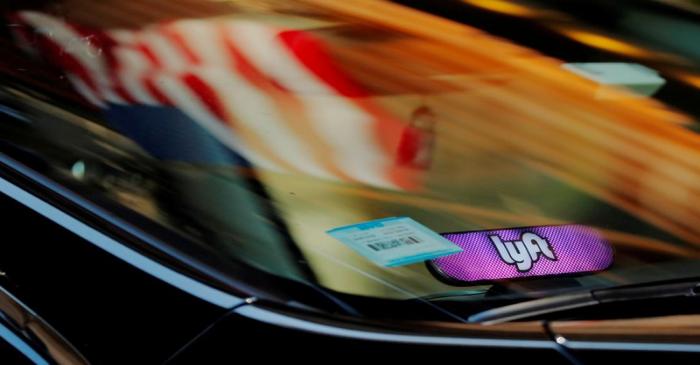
[674,72,700,89]
[462,0,542,17]
[558,28,653,58]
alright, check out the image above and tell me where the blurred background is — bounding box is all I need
[1,0,700,304]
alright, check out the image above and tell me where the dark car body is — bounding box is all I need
[1,1,700,364]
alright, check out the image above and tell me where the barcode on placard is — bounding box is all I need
[367,235,423,251]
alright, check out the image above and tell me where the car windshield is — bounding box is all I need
[2,0,700,321]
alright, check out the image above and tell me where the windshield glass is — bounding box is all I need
[2,0,700,321]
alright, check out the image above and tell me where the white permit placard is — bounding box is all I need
[326,217,462,267]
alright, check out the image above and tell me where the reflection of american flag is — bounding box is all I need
[9,11,418,189]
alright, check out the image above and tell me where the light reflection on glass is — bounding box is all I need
[3,0,700,300]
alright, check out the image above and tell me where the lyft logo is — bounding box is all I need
[489,232,557,272]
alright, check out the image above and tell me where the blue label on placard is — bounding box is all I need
[326,217,462,267]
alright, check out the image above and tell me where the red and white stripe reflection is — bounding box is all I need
[10,11,425,190]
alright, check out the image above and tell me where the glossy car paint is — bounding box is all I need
[1,0,700,364]
[0,171,229,363]
[0,159,572,362]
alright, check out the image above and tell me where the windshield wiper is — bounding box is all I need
[468,279,700,324]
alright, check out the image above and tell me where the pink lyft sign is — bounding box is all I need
[429,225,614,284]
